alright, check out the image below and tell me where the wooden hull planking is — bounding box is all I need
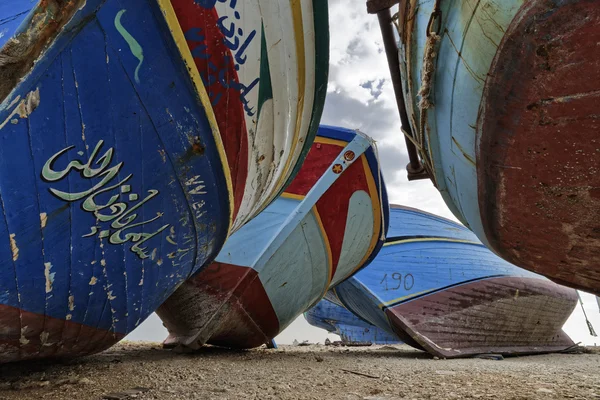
[385,0,600,293]
[0,0,328,363]
[157,126,389,350]
[331,205,578,358]
[170,0,330,231]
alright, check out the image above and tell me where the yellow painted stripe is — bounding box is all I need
[313,206,334,284]
[378,289,433,309]
[281,192,305,201]
[156,0,234,232]
[348,155,382,276]
[315,136,348,148]
[384,238,481,247]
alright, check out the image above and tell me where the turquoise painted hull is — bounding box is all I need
[393,0,600,293]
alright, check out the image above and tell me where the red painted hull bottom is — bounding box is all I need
[0,305,122,363]
[157,262,279,350]
[478,0,600,294]
[385,277,577,358]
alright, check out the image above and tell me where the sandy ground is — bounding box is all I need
[0,342,598,400]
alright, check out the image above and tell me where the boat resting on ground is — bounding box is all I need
[305,298,401,345]
[157,125,389,350]
[368,0,600,294]
[329,205,578,358]
[0,0,328,362]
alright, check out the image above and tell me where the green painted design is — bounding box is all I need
[279,0,330,192]
[257,25,273,118]
[115,9,144,84]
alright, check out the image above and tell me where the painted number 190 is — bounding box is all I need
[380,273,414,291]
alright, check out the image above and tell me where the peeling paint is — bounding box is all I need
[68,295,75,311]
[40,331,50,346]
[44,262,55,293]
[89,276,97,285]
[107,291,116,301]
[9,233,18,261]
[40,212,47,229]
[0,88,40,130]
[19,327,29,345]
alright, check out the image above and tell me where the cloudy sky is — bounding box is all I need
[126,0,600,346]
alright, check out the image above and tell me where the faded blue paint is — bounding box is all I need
[260,211,329,327]
[215,197,298,267]
[0,0,230,350]
[305,299,401,345]
[210,126,389,333]
[400,0,525,244]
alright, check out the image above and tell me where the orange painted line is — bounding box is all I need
[349,154,382,276]
[313,205,334,285]
[281,192,305,201]
[315,136,348,148]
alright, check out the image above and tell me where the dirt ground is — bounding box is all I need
[0,342,598,400]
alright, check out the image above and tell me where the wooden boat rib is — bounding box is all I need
[370,0,600,294]
[0,0,328,363]
[157,125,389,350]
[305,298,401,345]
[330,205,578,358]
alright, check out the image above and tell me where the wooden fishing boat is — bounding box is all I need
[305,299,401,345]
[368,0,600,294]
[330,205,578,358]
[0,0,328,363]
[157,125,389,350]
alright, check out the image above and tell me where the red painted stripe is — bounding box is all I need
[190,262,280,346]
[171,1,249,221]
[0,304,123,363]
[285,141,372,276]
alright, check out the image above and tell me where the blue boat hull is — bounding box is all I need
[379,0,600,294]
[305,299,401,345]
[331,205,578,358]
[0,0,234,363]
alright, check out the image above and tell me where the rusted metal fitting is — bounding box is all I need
[427,9,443,36]
[406,162,429,181]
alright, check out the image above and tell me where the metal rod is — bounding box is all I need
[376,7,428,180]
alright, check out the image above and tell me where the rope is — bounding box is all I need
[391,2,443,186]
[578,291,598,337]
